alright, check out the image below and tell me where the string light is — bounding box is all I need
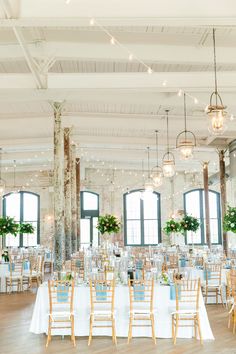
[89,18,95,26]
[128,53,133,61]
[110,37,115,45]
[147,67,153,74]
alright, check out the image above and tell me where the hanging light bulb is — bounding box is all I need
[144,147,153,193]
[11,160,19,194]
[176,93,196,160]
[150,130,163,187]
[0,148,5,196]
[207,29,227,135]
[162,110,175,177]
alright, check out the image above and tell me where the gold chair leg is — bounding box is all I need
[171,315,175,340]
[128,316,132,344]
[112,317,117,345]
[71,315,76,347]
[88,315,93,346]
[220,288,224,307]
[173,315,178,345]
[46,318,52,347]
[196,314,203,345]
[151,314,156,344]
[205,288,208,304]
[216,289,218,304]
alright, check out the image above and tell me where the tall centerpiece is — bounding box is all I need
[180,214,200,248]
[223,206,236,234]
[163,219,182,246]
[97,214,121,247]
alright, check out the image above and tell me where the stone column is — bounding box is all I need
[76,157,80,250]
[219,150,228,255]
[71,144,77,253]
[64,128,72,260]
[53,102,65,271]
[203,162,211,250]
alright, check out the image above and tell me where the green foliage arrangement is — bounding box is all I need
[0,216,19,237]
[163,219,182,235]
[97,214,121,235]
[19,222,35,234]
[223,206,236,233]
[180,214,200,233]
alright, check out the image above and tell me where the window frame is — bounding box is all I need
[123,189,161,246]
[80,191,99,246]
[183,188,222,245]
[3,191,40,247]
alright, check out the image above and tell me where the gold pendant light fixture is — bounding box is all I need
[162,110,175,178]
[151,130,163,187]
[207,28,227,135]
[176,93,196,160]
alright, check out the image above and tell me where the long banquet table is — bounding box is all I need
[30,283,214,340]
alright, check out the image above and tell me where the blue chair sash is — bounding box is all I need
[133,284,145,301]
[170,284,181,300]
[204,270,211,280]
[96,284,107,301]
[57,284,69,303]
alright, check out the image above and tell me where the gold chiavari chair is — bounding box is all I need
[202,263,223,305]
[46,280,75,347]
[71,257,84,280]
[128,278,156,344]
[6,260,23,293]
[104,265,115,281]
[228,269,236,333]
[88,279,116,345]
[171,278,202,345]
[168,254,179,271]
[23,255,43,288]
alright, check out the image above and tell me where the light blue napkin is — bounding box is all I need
[57,284,69,302]
[170,284,181,300]
[96,284,107,301]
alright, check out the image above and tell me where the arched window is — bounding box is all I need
[184,189,222,245]
[3,191,40,247]
[80,191,99,248]
[124,190,161,246]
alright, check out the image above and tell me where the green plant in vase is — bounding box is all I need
[223,206,236,233]
[0,216,19,237]
[97,214,121,246]
[180,214,200,246]
[19,222,35,235]
[163,219,182,246]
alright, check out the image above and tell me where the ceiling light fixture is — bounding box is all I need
[207,28,227,135]
[176,93,196,160]
[162,110,175,178]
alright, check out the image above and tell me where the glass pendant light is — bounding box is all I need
[162,110,175,178]
[0,148,5,196]
[151,130,163,187]
[144,147,154,192]
[207,28,227,135]
[176,93,196,160]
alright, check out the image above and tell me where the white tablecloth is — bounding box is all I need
[0,263,9,292]
[30,284,214,340]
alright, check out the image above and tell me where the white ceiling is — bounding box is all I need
[0,0,235,176]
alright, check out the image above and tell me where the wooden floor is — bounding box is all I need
[0,291,235,354]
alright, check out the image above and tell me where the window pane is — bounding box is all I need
[144,220,158,244]
[185,191,200,218]
[209,192,218,218]
[126,192,140,219]
[126,220,141,245]
[5,193,20,220]
[143,193,158,219]
[83,192,98,210]
[5,234,19,247]
[23,193,38,221]
[186,229,202,244]
[210,219,219,244]
[80,219,91,246]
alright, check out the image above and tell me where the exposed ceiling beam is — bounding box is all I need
[0,0,236,27]
[0,41,235,66]
[0,72,235,91]
[1,0,46,89]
